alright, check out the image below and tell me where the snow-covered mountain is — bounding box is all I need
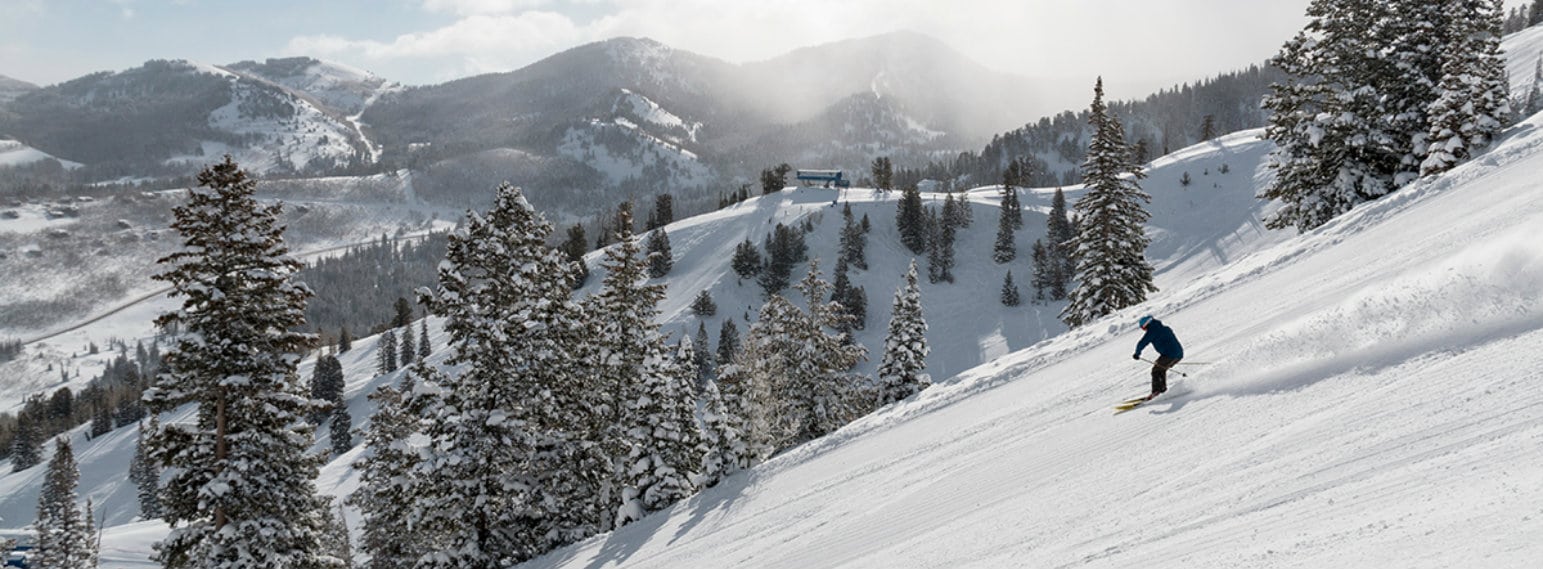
[0,58,390,174]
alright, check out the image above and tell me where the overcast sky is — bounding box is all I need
[1,0,1534,117]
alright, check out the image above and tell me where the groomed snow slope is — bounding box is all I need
[520,117,1543,567]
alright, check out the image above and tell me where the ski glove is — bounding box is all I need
[1132,353,1140,360]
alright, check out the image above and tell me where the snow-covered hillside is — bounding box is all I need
[505,116,1543,567]
[5,109,1541,568]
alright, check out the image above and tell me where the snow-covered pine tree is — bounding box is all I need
[1045,188,1076,300]
[310,355,344,424]
[587,210,697,527]
[838,211,868,270]
[928,209,956,284]
[737,261,867,453]
[338,327,352,353]
[716,320,740,367]
[417,319,431,360]
[732,238,763,280]
[1260,0,1409,231]
[413,183,591,567]
[690,290,718,317]
[375,329,397,375]
[323,501,353,569]
[876,261,930,406]
[1422,0,1512,176]
[399,319,416,368]
[144,156,335,569]
[561,223,590,288]
[329,403,353,457]
[1062,79,1157,328]
[992,193,1016,264]
[694,322,715,383]
[35,437,97,569]
[645,228,674,278]
[350,376,419,569]
[9,418,40,472]
[1030,240,1051,303]
[130,421,164,520]
[693,369,743,488]
[1001,271,1022,306]
[896,184,928,254]
[1002,161,1024,229]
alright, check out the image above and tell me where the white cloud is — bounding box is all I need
[420,0,552,16]
[287,10,584,74]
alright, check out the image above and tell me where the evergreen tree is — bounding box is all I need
[392,297,413,328]
[1062,79,1157,328]
[646,194,675,231]
[561,223,590,288]
[413,183,592,567]
[716,319,740,367]
[731,238,763,280]
[758,224,804,297]
[645,228,674,278]
[585,209,696,528]
[690,290,718,317]
[734,262,868,457]
[760,163,792,194]
[1422,0,1511,176]
[417,319,432,360]
[1001,271,1022,307]
[992,195,1017,264]
[693,371,743,489]
[1532,0,1543,26]
[144,156,335,569]
[399,319,416,368]
[1001,161,1025,229]
[324,502,353,569]
[10,418,41,472]
[375,329,397,375]
[830,257,863,334]
[896,183,928,254]
[34,437,98,569]
[350,379,419,569]
[694,321,715,383]
[1044,188,1076,301]
[927,209,956,284]
[310,355,345,424]
[838,210,868,271]
[1030,240,1051,303]
[329,403,353,457]
[338,326,352,353]
[90,404,111,439]
[870,156,894,191]
[131,421,164,520]
[876,261,930,406]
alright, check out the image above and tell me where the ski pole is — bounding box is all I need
[1137,357,1188,377]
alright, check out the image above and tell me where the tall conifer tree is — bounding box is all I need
[1062,80,1156,328]
[876,262,930,406]
[35,437,97,569]
[145,156,335,569]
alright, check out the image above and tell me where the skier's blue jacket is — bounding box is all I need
[1135,319,1184,360]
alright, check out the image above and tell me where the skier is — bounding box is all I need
[1133,315,1183,400]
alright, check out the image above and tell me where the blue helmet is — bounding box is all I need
[1138,315,1154,328]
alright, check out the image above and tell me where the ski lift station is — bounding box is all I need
[795,169,850,188]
